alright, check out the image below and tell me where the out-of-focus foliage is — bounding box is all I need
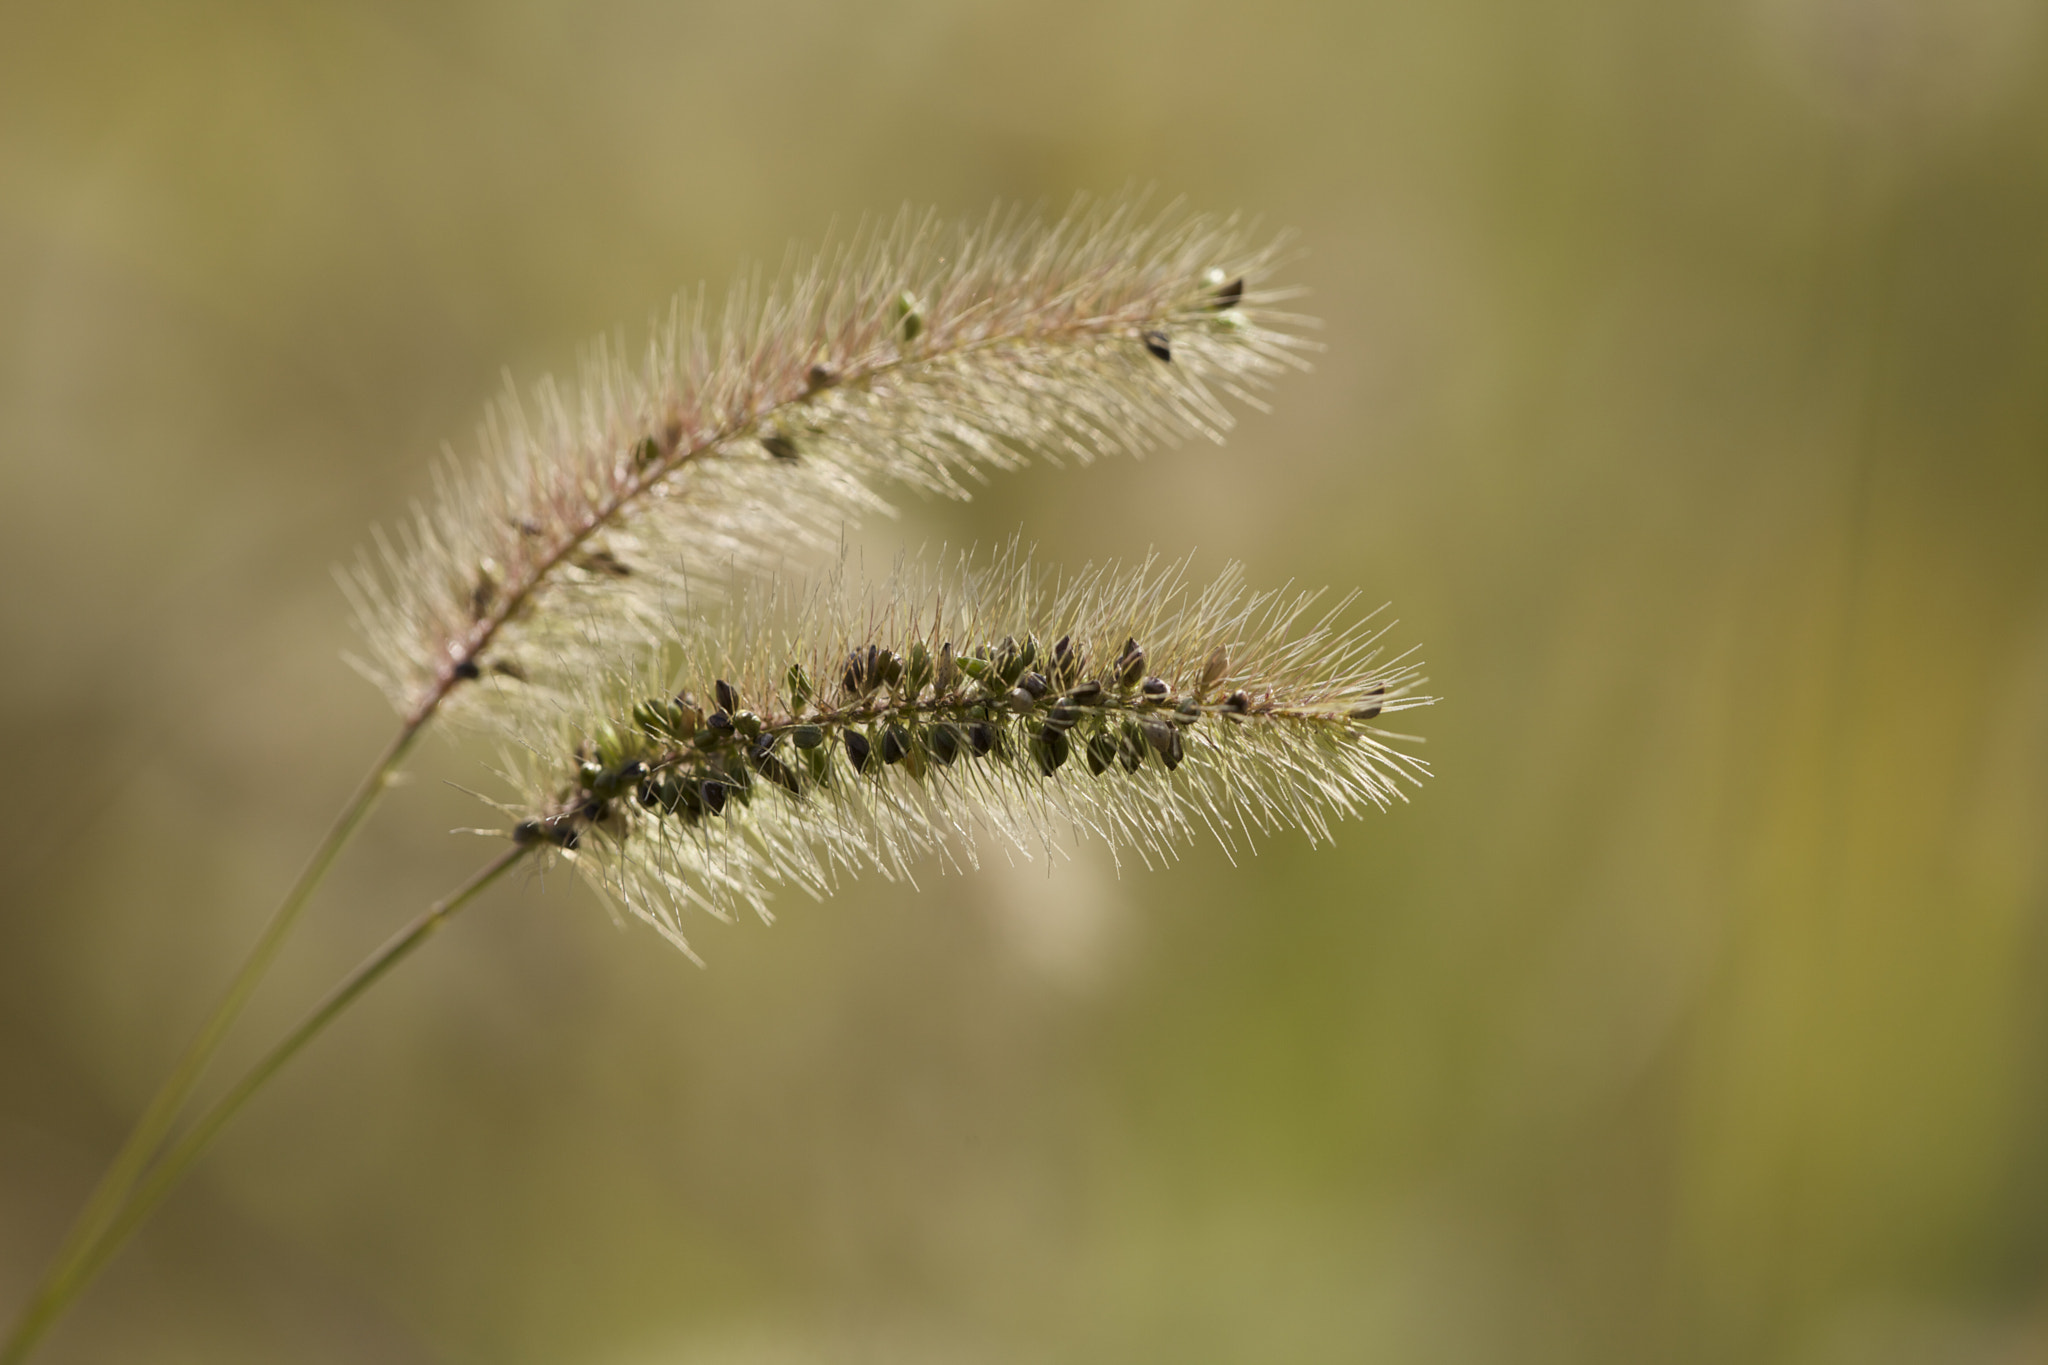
[2,1,2044,1362]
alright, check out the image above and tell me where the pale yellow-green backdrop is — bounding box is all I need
[3,2,2046,1362]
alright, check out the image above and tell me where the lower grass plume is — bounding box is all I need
[499,545,1431,958]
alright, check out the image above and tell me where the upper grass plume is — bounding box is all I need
[340,199,1314,733]
[496,544,1429,958]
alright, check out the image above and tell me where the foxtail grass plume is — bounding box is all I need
[499,545,1429,958]
[340,199,1314,733]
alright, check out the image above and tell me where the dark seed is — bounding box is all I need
[1143,719,1184,771]
[758,756,801,795]
[935,641,956,694]
[707,710,733,732]
[1044,701,1081,732]
[761,434,799,460]
[581,797,609,821]
[843,650,869,696]
[1032,728,1070,775]
[1351,685,1387,721]
[929,723,961,765]
[513,819,545,846]
[575,549,633,577]
[1067,679,1103,705]
[1142,330,1172,362]
[1018,671,1050,700]
[489,659,528,681]
[875,649,904,689]
[806,363,835,391]
[1050,635,1078,687]
[554,827,581,851]
[1224,690,1251,714]
[637,780,659,808]
[1005,687,1036,714]
[845,729,875,772]
[881,726,910,765]
[452,659,481,681]
[1086,731,1117,776]
[714,679,739,713]
[1117,722,1146,773]
[1212,277,1244,310]
[634,435,661,465]
[721,757,754,796]
[968,721,998,756]
[1142,676,1169,698]
[1117,639,1146,689]
[699,781,728,816]
[1175,698,1201,725]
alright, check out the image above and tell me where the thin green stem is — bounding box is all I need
[40,844,532,1336]
[1,721,425,1365]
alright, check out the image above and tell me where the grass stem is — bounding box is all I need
[0,721,427,1363]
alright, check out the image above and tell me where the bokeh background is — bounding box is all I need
[4,1,2047,1361]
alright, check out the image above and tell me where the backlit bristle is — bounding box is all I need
[340,198,1316,732]
[496,544,1429,957]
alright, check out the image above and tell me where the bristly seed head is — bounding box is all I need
[499,545,1430,955]
[342,198,1316,729]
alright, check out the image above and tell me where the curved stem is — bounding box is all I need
[1,721,425,1364]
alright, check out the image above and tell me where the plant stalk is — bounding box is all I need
[0,721,427,1363]
[25,844,532,1356]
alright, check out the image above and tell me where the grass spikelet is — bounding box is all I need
[340,199,1315,731]
[499,544,1429,956]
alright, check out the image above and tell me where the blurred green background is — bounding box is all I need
[4,1,2047,1361]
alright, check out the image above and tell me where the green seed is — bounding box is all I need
[904,641,932,698]
[893,290,925,342]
